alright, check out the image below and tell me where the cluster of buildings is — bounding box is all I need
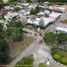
[54,18,67,33]
[49,5,67,12]
[27,12,61,27]
[0,2,67,33]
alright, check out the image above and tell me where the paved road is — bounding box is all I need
[33,43,66,67]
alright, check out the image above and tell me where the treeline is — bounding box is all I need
[48,0,67,2]
[38,0,67,2]
[0,19,23,65]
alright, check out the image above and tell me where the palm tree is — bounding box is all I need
[6,28,13,55]
[6,20,24,55]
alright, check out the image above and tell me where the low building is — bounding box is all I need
[4,6,14,10]
[4,12,18,21]
[55,26,67,33]
[27,12,61,27]
[27,16,54,27]
[49,12,61,19]
[49,5,67,12]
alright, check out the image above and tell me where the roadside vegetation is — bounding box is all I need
[39,63,45,67]
[15,56,34,67]
[43,32,67,65]
[51,48,67,65]
[0,19,24,64]
[44,32,67,45]
[0,15,34,65]
[0,23,11,64]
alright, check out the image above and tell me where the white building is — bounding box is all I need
[49,5,67,12]
[27,16,54,27]
[4,12,18,21]
[49,12,61,19]
[55,26,67,33]
[4,6,14,10]
[37,10,50,16]
[27,12,61,27]
[19,9,30,16]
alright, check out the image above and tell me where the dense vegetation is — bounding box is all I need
[30,6,44,15]
[51,48,67,65]
[48,0,67,2]
[44,32,67,65]
[7,20,23,42]
[39,63,45,67]
[14,7,22,12]
[43,32,56,44]
[0,23,10,64]
[44,32,67,45]
[15,56,34,67]
[0,19,24,65]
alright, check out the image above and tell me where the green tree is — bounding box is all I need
[0,23,6,39]
[61,57,67,65]
[14,7,21,12]
[0,40,9,52]
[26,0,32,3]
[30,6,43,15]
[38,0,48,2]
[57,33,67,43]
[7,20,23,41]
[39,63,45,67]
[0,52,10,64]
[0,40,10,64]
[0,23,10,64]
[6,20,23,54]
[43,32,56,44]
[15,56,34,67]
[53,53,61,60]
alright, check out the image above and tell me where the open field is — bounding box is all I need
[57,49,67,57]
[11,35,34,58]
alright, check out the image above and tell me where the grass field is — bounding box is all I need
[57,49,67,57]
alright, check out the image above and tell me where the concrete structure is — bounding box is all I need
[27,12,61,27]
[55,26,67,33]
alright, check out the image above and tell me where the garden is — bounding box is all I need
[51,48,67,65]
[39,63,45,67]
[14,56,34,67]
[43,32,67,65]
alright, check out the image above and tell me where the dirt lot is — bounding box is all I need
[11,35,34,58]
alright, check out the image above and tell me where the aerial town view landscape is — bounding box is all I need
[0,0,67,67]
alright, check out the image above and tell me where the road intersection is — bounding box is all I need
[6,12,67,67]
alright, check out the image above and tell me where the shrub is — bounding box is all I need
[43,32,56,44]
[15,56,34,67]
[14,7,21,12]
[52,49,67,65]
[53,53,61,60]
[61,57,67,65]
[39,63,45,67]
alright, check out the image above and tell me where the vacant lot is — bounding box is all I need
[11,35,34,58]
